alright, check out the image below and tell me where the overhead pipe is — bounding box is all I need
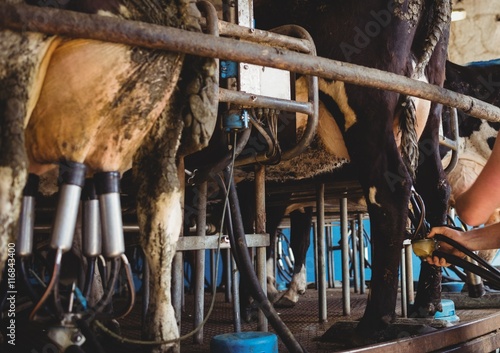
[215,19,313,54]
[3,3,500,123]
[218,88,314,115]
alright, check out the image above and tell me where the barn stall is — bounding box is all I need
[2,1,500,352]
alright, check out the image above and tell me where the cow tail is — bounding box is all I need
[400,0,451,180]
[178,0,219,156]
[414,0,451,78]
[400,96,419,180]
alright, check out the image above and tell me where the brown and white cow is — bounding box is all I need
[0,0,217,352]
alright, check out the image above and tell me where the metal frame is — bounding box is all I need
[5,1,499,351]
[336,312,500,353]
[3,3,500,123]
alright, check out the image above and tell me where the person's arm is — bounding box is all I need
[455,138,500,226]
[425,223,500,266]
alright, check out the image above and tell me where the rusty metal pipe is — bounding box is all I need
[255,164,267,332]
[442,108,459,174]
[234,26,318,166]
[193,181,207,344]
[218,88,313,115]
[216,20,313,54]
[3,3,500,123]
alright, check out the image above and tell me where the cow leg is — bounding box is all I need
[265,199,289,303]
[134,103,184,352]
[237,182,289,319]
[0,26,59,278]
[133,45,217,349]
[342,112,412,338]
[410,108,450,317]
[411,103,450,317]
[275,207,312,308]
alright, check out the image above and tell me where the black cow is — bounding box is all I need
[247,0,452,341]
[255,59,500,312]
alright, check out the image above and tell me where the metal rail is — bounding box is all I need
[215,19,313,54]
[2,3,500,123]
[218,88,313,115]
[337,312,500,353]
[441,108,460,174]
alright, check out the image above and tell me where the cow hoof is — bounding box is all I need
[320,321,376,347]
[267,290,281,304]
[321,319,440,348]
[408,301,443,318]
[273,296,297,308]
[241,306,259,323]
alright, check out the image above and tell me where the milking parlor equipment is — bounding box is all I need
[178,1,319,352]
[4,1,500,352]
[15,161,135,351]
[408,183,500,318]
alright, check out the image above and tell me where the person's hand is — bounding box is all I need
[424,226,466,267]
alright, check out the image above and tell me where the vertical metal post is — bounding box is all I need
[340,195,351,316]
[326,225,334,288]
[351,219,359,294]
[232,255,242,332]
[404,240,415,307]
[172,158,185,353]
[255,164,268,332]
[211,250,216,294]
[357,214,366,294]
[466,256,485,298]
[313,220,318,289]
[316,183,327,323]
[225,249,232,302]
[193,181,207,343]
[401,247,408,318]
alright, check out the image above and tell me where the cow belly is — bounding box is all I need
[25,38,181,174]
[262,77,350,181]
[296,76,350,159]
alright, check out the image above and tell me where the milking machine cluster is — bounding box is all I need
[11,162,135,352]
[409,189,500,296]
